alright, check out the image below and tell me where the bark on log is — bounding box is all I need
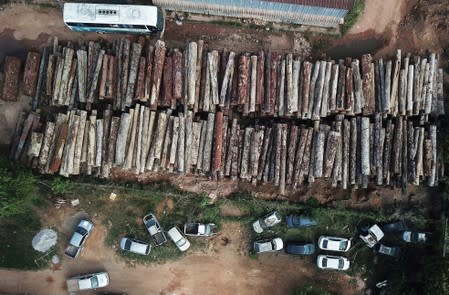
[47,113,68,173]
[172,49,183,100]
[345,66,354,114]
[162,55,173,107]
[209,50,219,106]
[249,55,258,113]
[320,61,332,117]
[424,138,432,177]
[23,52,41,97]
[286,54,295,114]
[383,60,392,113]
[349,118,357,184]
[237,54,250,106]
[99,55,109,100]
[428,125,437,186]
[46,54,56,97]
[392,117,403,174]
[186,42,198,108]
[220,51,235,107]
[184,111,193,172]
[169,117,179,170]
[383,120,393,184]
[197,120,207,173]
[95,119,103,168]
[115,112,131,167]
[203,113,215,173]
[58,48,74,105]
[28,132,43,158]
[152,111,168,171]
[106,116,119,177]
[258,126,272,181]
[286,125,298,185]
[425,53,436,114]
[407,121,416,182]
[144,45,154,101]
[312,61,326,120]
[226,119,239,177]
[277,57,286,117]
[361,54,375,115]
[52,57,63,105]
[342,119,350,189]
[240,127,253,180]
[274,124,282,185]
[352,59,363,114]
[213,111,224,173]
[141,110,155,172]
[73,110,87,175]
[301,61,312,118]
[293,127,306,187]
[309,61,320,119]
[336,60,346,112]
[331,115,344,186]
[314,129,325,178]
[38,122,55,167]
[160,116,174,171]
[190,121,202,167]
[329,63,339,113]
[377,128,385,185]
[2,56,21,101]
[292,58,301,115]
[361,117,370,175]
[135,57,146,101]
[150,40,166,109]
[251,126,264,182]
[76,50,87,103]
[390,50,401,115]
[194,40,204,112]
[323,131,340,178]
[87,50,104,104]
[124,43,142,106]
[256,50,265,110]
[264,52,272,114]
[279,124,287,194]
[407,64,414,115]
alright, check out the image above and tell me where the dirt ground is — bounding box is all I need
[0,206,360,295]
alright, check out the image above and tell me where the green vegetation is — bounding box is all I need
[291,285,331,295]
[209,19,243,28]
[0,156,52,269]
[341,0,365,35]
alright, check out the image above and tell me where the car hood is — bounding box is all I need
[252,220,264,233]
[70,232,84,247]
[96,272,109,288]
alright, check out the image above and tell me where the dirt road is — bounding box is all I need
[0,222,358,295]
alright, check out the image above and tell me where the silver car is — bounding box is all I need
[317,255,350,271]
[120,237,151,255]
[318,236,351,252]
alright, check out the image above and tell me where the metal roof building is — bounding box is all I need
[153,0,355,28]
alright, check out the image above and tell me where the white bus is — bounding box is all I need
[63,3,164,34]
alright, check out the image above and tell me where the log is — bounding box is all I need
[392,117,403,174]
[209,50,219,107]
[150,40,167,109]
[345,66,354,114]
[249,55,258,113]
[425,53,436,114]
[144,45,154,101]
[65,57,77,106]
[169,117,179,170]
[99,55,109,100]
[160,116,173,171]
[424,138,432,177]
[186,42,198,108]
[48,113,68,173]
[38,122,55,167]
[190,121,202,167]
[279,124,287,194]
[286,54,295,114]
[277,57,286,117]
[331,115,344,186]
[135,106,144,172]
[60,112,79,176]
[352,59,363,114]
[123,106,138,169]
[124,43,142,106]
[256,50,265,110]
[274,124,282,185]
[320,61,332,117]
[258,126,272,181]
[46,54,56,97]
[13,113,35,160]
[413,58,422,115]
[106,55,117,101]
[293,127,306,187]
[152,111,168,171]
[341,119,350,189]
[115,112,131,167]
[176,113,185,173]
[263,127,274,183]
[220,51,235,107]
[377,128,385,185]
[120,39,130,103]
[197,120,207,173]
[2,56,21,101]
[312,61,326,120]
[407,121,416,182]
[23,52,41,97]
[184,111,193,171]
[172,49,183,100]
[251,126,264,182]
[309,61,320,119]
[361,117,370,176]
[286,125,298,185]
[264,52,272,114]
[135,57,146,101]
[323,131,340,178]
[202,52,211,112]
[95,119,103,168]
[390,50,401,115]
[307,122,320,183]
[361,54,375,115]
[141,110,156,172]
[428,125,437,186]
[398,69,406,115]
[329,63,339,113]
[194,40,204,113]
[383,60,392,113]
[203,113,215,173]
[314,128,325,178]
[76,50,88,103]
[106,116,120,178]
[336,60,346,112]
[52,56,63,105]
[226,119,239,177]
[349,118,357,185]
[28,132,43,158]
[407,65,414,115]
[162,55,173,107]
[301,61,312,119]
[237,54,250,107]
[240,127,253,180]
[269,53,280,115]
[58,48,74,105]
[213,111,224,174]
[292,58,301,115]
[86,112,97,175]
[87,50,104,104]
[73,110,87,175]
[383,120,393,184]
[414,127,424,185]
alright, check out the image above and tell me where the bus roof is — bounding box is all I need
[63,3,159,27]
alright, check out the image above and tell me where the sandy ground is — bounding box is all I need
[0,219,358,295]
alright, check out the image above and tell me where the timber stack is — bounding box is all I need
[4,37,445,194]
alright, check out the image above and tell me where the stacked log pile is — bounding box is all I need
[5,38,446,193]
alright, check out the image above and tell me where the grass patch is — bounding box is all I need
[209,19,243,28]
[341,0,364,35]
[0,212,52,269]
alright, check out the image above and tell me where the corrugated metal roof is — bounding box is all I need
[260,0,355,10]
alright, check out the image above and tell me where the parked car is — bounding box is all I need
[317,255,350,271]
[285,242,315,255]
[64,219,94,258]
[120,237,151,255]
[253,238,283,253]
[66,271,109,292]
[184,223,217,237]
[167,226,191,252]
[377,244,401,258]
[143,213,167,246]
[252,211,282,233]
[382,220,407,233]
[360,224,384,248]
[318,236,351,252]
[285,215,317,228]
[402,231,426,243]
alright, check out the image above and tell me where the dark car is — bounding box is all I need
[285,242,315,255]
[402,231,426,243]
[377,244,401,258]
[285,215,317,228]
[382,221,407,233]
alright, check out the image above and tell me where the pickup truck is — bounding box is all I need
[64,219,94,258]
[360,224,384,248]
[143,213,167,246]
[252,211,282,233]
[66,271,109,292]
[184,223,217,237]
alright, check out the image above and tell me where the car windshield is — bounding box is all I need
[322,240,328,248]
[322,258,328,267]
[125,239,132,250]
[338,259,344,269]
[339,241,347,251]
[76,227,88,236]
[176,238,186,247]
[91,276,99,289]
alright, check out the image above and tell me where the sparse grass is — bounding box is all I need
[209,19,243,28]
[341,0,365,35]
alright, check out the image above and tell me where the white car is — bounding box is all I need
[167,226,191,252]
[252,211,282,233]
[317,255,350,271]
[253,238,283,253]
[120,237,151,255]
[318,236,351,252]
[66,272,109,292]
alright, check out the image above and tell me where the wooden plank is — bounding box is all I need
[38,121,55,168]
[2,56,21,101]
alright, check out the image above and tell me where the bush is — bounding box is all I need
[341,0,364,35]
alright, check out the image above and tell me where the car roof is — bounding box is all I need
[168,227,183,240]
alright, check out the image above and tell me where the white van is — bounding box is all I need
[120,237,151,255]
[167,226,190,252]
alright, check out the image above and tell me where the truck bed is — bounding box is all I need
[64,245,80,258]
[66,278,80,292]
[184,223,200,235]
